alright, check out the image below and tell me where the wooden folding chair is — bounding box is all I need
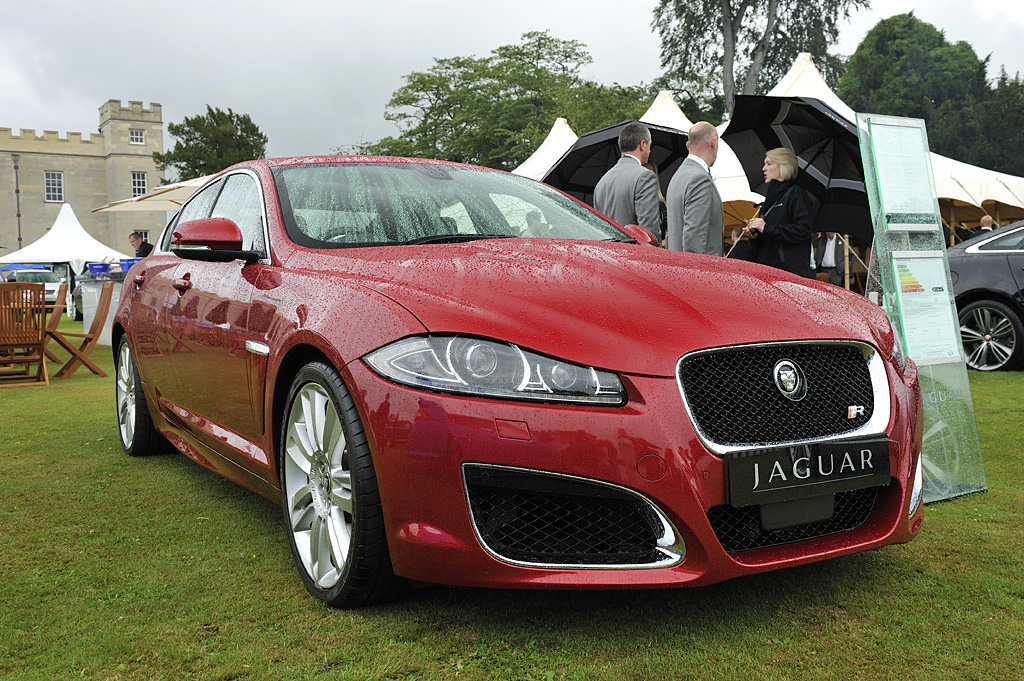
[48,280,114,379]
[42,283,67,364]
[0,282,49,387]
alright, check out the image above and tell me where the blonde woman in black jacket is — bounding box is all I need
[744,148,814,278]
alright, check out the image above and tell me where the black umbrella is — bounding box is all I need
[542,120,689,206]
[721,95,872,241]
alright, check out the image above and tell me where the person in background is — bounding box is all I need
[593,122,661,243]
[727,227,752,261]
[665,121,723,256]
[978,215,996,232]
[522,210,551,238]
[743,147,814,278]
[814,231,846,285]
[128,232,154,257]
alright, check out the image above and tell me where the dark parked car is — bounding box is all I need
[113,156,924,608]
[947,220,1024,370]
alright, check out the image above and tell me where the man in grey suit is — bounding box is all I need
[593,122,661,242]
[666,122,724,256]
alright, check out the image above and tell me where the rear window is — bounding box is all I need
[14,271,59,283]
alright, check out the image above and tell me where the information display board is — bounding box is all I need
[857,114,986,503]
[867,119,940,231]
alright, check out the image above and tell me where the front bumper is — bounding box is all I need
[344,356,923,590]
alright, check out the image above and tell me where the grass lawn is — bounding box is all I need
[2,325,1022,680]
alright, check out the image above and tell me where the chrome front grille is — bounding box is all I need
[677,341,883,451]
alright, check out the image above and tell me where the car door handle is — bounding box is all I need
[173,277,192,292]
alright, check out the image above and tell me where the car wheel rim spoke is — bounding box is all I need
[989,341,1012,363]
[310,514,341,587]
[330,468,353,514]
[959,324,985,343]
[327,507,352,567]
[284,380,352,590]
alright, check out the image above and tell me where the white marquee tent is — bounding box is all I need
[0,203,132,274]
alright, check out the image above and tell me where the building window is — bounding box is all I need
[44,171,64,202]
[132,172,147,197]
[129,129,145,145]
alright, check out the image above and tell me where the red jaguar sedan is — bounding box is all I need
[113,156,924,608]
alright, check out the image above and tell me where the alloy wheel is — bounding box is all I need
[116,341,137,449]
[959,304,1018,370]
[282,382,354,589]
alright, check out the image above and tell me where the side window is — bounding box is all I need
[162,179,223,250]
[211,174,266,254]
[978,229,1024,251]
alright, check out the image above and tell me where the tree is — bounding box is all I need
[359,32,654,170]
[981,69,1024,175]
[652,0,868,117]
[154,105,268,180]
[838,13,992,165]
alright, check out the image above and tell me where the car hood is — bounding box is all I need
[288,240,893,377]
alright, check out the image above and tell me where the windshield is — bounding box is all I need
[272,162,626,248]
[16,271,59,283]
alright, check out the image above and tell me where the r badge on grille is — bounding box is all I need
[773,359,807,401]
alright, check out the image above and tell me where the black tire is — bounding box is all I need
[958,299,1024,371]
[114,336,170,456]
[279,361,400,608]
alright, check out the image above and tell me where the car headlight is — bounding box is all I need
[364,336,627,406]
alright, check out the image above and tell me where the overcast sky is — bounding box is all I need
[1,0,1022,162]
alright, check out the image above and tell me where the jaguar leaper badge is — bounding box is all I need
[773,359,807,401]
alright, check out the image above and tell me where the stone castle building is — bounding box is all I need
[1,100,166,258]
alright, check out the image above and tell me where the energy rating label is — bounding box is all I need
[896,262,925,293]
[890,252,962,364]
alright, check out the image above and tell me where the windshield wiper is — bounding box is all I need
[402,234,517,245]
[602,236,638,244]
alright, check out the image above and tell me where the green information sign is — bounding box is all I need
[856,114,987,503]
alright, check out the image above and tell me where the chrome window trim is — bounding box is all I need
[155,168,273,265]
[675,339,892,456]
[461,463,684,570]
[964,223,1024,254]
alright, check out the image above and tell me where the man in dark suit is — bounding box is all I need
[665,122,724,256]
[128,231,154,257]
[813,231,846,285]
[727,227,753,261]
[593,122,661,242]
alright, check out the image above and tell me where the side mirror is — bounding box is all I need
[171,218,261,263]
[620,224,660,246]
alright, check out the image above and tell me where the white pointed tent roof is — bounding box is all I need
[640,90,695,131]
[512,117,579,181]
[767,53,857,123]
[0,203,132,274]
